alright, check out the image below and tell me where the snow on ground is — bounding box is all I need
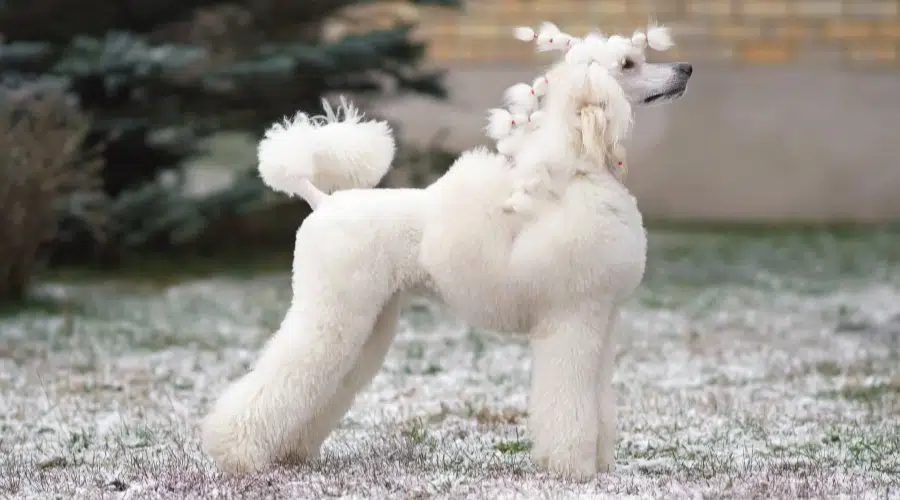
[1,229,899,499]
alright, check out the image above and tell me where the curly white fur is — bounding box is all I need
[201,22,692,480]
[486,25,679,214]
[257,96,395,207]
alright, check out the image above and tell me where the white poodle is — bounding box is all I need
[201,23,692,480]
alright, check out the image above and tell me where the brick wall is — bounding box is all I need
[418,0,900,66]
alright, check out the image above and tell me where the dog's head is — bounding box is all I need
[600,32,692,106]
[486,23,691,168]
[517,23,692,106]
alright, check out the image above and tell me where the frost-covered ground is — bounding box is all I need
[1,229,899,499]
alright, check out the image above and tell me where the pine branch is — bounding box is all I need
[0,0,223,42]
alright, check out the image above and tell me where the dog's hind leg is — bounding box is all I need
[281,293,404,463]
[527,300,616,480]
[200,288,394,474]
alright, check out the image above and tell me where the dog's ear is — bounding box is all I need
[579,103,608,163]
[578,66,631,165]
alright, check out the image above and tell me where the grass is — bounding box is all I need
[819,382,900,403]
[493,436,532,455]
[1,228,899,498]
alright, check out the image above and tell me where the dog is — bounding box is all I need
[200,23,692,480]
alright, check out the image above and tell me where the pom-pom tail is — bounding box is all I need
[257,96,395,207]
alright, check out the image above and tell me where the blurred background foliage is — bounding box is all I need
[0,0,461,302]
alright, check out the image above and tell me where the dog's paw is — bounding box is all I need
[277,430,325,466]
[532,439,615,477]
[201,376,279,475]
[532,446,598,481]
[277,444,320,466]
[202,419,272,475]
[530,430,600,481]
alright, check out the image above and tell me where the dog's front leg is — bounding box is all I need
[596,308,620,472]
[528,301,615,480]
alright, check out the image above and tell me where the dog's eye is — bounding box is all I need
[622,58,635,70]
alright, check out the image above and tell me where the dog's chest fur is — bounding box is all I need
[419,153,646,334]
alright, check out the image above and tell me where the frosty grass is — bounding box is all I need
[1,229,899,499]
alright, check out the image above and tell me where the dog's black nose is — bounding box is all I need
[678,63,693,76]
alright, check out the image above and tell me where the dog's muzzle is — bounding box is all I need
[642,62,692,104]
